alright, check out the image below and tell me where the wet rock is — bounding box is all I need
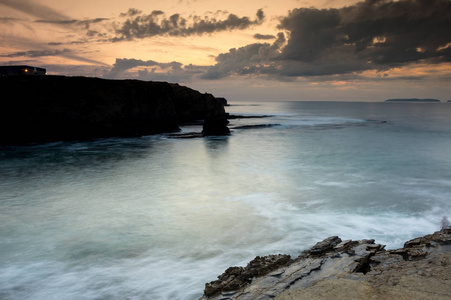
[242,255,291,279]
[306,236,342,256]
[200,230,451,300]
[203,255,291,297]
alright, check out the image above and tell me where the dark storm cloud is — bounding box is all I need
[112,9,265,41]
[204,0,451,80]
[275,0,451,77]
[336,0,451,64]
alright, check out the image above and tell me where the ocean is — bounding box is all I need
[1,101,450,299]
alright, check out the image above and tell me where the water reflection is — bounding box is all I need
[204,136,229,154]
[0,136,166,179]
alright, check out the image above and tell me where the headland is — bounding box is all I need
[0,76,229,145]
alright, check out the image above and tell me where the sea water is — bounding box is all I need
[1,101,450,299]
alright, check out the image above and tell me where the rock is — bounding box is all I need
[215,97,229,106]
[200,229,451,300]
[307,236,342,256]
[202,115,230,136]
[203,254,291,297]
[0,76,228,144]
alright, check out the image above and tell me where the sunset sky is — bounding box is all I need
[1,0,450,101]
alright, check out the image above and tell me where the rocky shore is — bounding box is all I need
[201,229,451,300]
[0,76,228,145]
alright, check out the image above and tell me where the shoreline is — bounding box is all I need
[200,229,451,299]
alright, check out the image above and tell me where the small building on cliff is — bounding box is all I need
[0,65,46,76]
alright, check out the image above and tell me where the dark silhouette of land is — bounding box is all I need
[385,98,440,102]
[0,76,228,145]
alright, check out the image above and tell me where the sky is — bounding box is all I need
[1,0,451,102]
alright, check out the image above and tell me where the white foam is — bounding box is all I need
[221,193,444,253]
[227,193,298,221]
[314,180,354,188]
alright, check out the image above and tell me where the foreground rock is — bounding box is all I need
[0,76,228,144]
[201,229,451,299]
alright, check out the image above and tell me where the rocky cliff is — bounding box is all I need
[0,76,228,144]
[201,229,451,300]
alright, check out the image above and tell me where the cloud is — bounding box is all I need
[35,17,109,29]
[120,8,143,17]
[253,34,276,40]
[108,58,181,74]
[1,1,265,45]
[0,48,109,66]
[0,49,72,58]
[335,0,451,64]
[0,0,110,46]
[202,0,451,80]
[104,58,210,83]
[41,64,111,77]
[0,17,20,24]
[107,58,182,78]
[0,0,68,21]
[202,33,286,79]
[112,9,265,41]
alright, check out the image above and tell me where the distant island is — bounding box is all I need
[385,98,441,102]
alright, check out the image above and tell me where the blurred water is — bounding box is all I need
[1,101,451,299]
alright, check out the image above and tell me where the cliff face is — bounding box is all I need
[0,76,227,144]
